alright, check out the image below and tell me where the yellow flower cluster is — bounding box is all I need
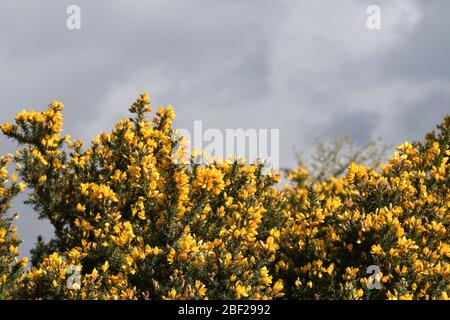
[0,155,26,299]
[280,116,450,300]
[192,167,225,195]
[0,93,448,300]
[21,250,133,300]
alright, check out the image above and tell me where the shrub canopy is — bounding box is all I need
[0,93,448,300]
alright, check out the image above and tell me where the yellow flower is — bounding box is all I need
[0,167,8,177]
[195,280,207,298]
[273,279,284,297]
[49,100,64,111]
[138,210,146,220]
[192,167,225,195]
[399,293,414,300]
[260,266,273,286]
[355,289,364,298]
[101,261,109,273]
[342,267,359,280]
[263,236,279,252]
[167,288,177,299]
[38,175,47,184]
[19,182,26,192]
[9,245,18,255]
[21,256,28,268]
[1,123,13,134]
[91,268,99,279]
[235,282,249,299]
[167,248,176,264]
[371,244,384,255]
[80,183,89,196]
[76,203,86,213]
[140,92,150,105]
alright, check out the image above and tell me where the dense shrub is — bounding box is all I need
[0,154,27,299]
[0,93,448,299]
[280,117,450,299]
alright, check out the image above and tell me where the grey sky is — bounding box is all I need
[0,0,449,257]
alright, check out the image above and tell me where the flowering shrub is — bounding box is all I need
[0,154,26,299]
[0,93,448,300]
[1,95,284,300]
[280,117,450,300]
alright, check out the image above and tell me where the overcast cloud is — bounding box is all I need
[0,0,449,256]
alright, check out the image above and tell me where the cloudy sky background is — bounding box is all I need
[1,0,449,256]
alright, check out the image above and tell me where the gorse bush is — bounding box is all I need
[0,93,448,300]
[281,121,450,300]
[0,154,27,299]
[1,95,284,300]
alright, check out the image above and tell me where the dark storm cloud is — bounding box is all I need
[321,110,381,145]
[381,0,450,81]
[393,89,450,143]
[0,0,449,256]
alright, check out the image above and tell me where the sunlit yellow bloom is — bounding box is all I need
[235,282,249,299]
[101,261,109,273]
